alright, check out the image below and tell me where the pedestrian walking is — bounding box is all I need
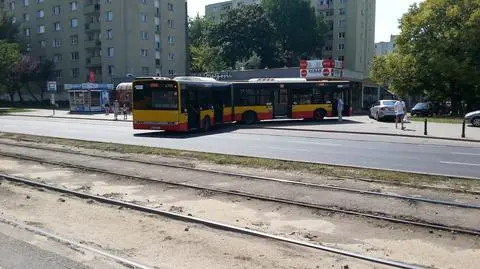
[113,100,119,121]
[337,97,344,122]
[394,98,406,130]
[122,104,128,120]
[104,103,110,116]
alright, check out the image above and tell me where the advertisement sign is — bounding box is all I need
[299,60,344,79]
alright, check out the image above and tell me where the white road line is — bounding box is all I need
[441,161,480,167]
[451,152,480,156]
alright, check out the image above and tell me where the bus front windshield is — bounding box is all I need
[133,81,179,110]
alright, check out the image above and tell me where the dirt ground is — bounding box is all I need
[0,181,383,269]
[0,152,479,268]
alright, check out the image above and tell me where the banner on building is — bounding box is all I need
[299,59,344,79]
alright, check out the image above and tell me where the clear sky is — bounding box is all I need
[186,0,425,43]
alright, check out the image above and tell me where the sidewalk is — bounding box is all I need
[263,116,480,142]
[2,108,132,122]
[3,109,480,142]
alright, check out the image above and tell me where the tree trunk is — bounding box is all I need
[25,82,40,102]
[16,87,24,103]
[7,91,14,102]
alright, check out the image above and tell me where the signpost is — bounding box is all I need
[47,81,57,116]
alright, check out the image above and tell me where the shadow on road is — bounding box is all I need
[133,118,364,139]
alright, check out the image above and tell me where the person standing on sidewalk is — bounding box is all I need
[122,104,128,120]
[337,97,344,122]
[394,98,406,130]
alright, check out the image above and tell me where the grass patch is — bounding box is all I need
[0,108,33,115]
[0,132,478,191]
[409,116,464,124]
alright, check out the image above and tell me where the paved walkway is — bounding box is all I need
[2,109,480,142]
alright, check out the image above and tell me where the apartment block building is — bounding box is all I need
[1,0,187,90]
[375,34,398,56]
[205,0,376,77]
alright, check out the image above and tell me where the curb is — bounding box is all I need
[261,127,480,143]
[3,113,479,143]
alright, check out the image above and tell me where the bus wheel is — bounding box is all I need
[203,116,211,131]
[243,111,257,125]
[313,109,326,121]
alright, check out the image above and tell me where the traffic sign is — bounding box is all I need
[300,69,308,77]
[322,68,331,76]
[47,81,57,92]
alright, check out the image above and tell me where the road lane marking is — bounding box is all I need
[451,152,480,156]
[440,161,480,167]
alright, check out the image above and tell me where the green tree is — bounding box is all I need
[395,0,480,113]
[262,0,327,65]
[0,41,21,101]
[0,10,20,43]
[209,4,278,68]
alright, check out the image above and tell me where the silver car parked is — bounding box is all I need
[464,110,480,127]
[369,100,398,121]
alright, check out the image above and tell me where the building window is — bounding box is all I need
[54,22,61,31]
[140,0,147,4]
[141,49,148,56]
[168,19,174,28]
[70,1,78,11]
[37,25,45,34]
[71,34,79,44]
[140,13,147,23]
[11,17,16,24]
[338,56,345,61]
[24,28,31,37]
[141,67,149,75]
[338,20,346,28]
[339,8,346,15]
[53,5,60,15]
[9,1,15,10]
[39,40,46,48]
[168,52,175,60]
[37,10,44,18]
[53,54,62,63]
[105,11,113,21]
[23,13,30,21]
[140,31,148,40]
[168,70,175,76]
[107,47,114,57]
[167,2,173,11]
[168,36,175,44]
[52,39,61,48]
[106,29,113,40]
[338,44,345,50]
[37,0,44,3]
[54,70,63,79]
[108,65,114,75]
[71,68,80,78]
[71,18,78,28]
[338,32,345,39]
[71,51,79,61]
[23,0,29,7]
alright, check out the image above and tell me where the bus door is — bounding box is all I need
[274,85,290,118]
[213,88,225,124]
[186,90,200,129]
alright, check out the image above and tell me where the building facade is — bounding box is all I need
[375,34,398,56]
[2,0,187,91]
[205,0,376,78]
[313,0,376,76]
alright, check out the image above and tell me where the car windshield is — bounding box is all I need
[382,101,396,106]
[414,103,428,109]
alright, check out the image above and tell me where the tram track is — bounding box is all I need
[0,140,478,206]
[0,142,479,237]
[0,173,425,269]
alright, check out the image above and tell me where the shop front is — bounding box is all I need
[66,83,114,113]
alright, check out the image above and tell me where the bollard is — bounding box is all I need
[424,118,428,136]
[462,120,466,138]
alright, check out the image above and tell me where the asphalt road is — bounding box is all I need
[0,116,479,178]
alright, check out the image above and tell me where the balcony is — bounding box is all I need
[84,3,100,14]
[84,39,101,49]
[86,57,102,67]
[84,22,101,32]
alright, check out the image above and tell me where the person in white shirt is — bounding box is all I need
[337,97,344,122]
[394,98,406,130]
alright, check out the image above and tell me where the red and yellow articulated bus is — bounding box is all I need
[132,77,351,132]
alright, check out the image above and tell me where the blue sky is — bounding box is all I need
[187,0,425,43]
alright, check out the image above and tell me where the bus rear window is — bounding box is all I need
[133,81,178,110]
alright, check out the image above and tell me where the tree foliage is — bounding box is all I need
[0,10,20,43]
[371,0,480,113]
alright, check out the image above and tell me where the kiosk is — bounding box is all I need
[66,83,114,113]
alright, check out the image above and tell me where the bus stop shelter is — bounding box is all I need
[65,83,114,113]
